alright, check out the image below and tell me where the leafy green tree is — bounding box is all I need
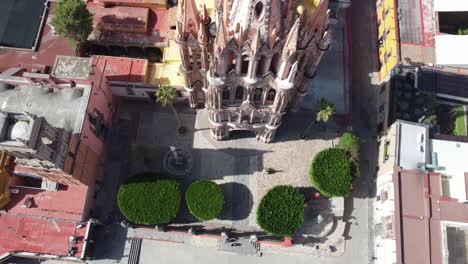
[186,180,224,221]
[316,98,335,123]
[117,173,181,225]
[257,185,305,237]
[310,148,355,197]
[155,86,184,132]
[50,0,93,43]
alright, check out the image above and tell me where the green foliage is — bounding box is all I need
[50,0,93,43]
[117,173,181,225]
[316,98,335,123]
[257,185,305,237]
[338,132,360,160]
[185,180,224,221]
[458,28,468,35]
[422,114,438,125]
[452,105,467,136]
[310,148,354,197]
[156,86,177,108]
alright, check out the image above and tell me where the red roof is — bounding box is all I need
[2,185,87,222]
[394,168,468,264]
[0,3,75,72]
[0,215,87,258]
[91,55,147,83]
[87,5,176,45]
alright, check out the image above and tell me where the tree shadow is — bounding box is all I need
[342,196,354,240]
[274,111,341,142]
[89,224,128,260]
[218,182,253,221]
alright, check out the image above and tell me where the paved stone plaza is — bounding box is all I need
[118,102,340,232]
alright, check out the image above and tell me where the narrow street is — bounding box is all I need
[348,0,379,262]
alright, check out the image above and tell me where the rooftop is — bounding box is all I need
[395,120,428,170]
[0,214,87,258]
[0,3,75,72]
[87,5,177,46]
[431,139,468,202]
[2,184,87,221]
[0,0,47,49]
[394,167,468,264]
[420,68,468,100]
[435,35,468,67]
[434,0,468,12]
[52,56,92,80]
[0,84,90,133]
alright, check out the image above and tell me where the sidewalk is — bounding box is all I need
[129,226,347,257]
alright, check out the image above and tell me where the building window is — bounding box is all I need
[88,109,107,141]
[235,86,244,101]
[270,53,280,75]
[266,89,276,104]
[257,56,267,77]
[222,87,230,101]
[228,50,236,73]
[241,55,249,75]
[254,88,262,104]
[254,1,264,21]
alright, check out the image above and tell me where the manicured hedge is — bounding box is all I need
[338,132,360,160]
[117,173,181,225]
[186,180,224,221]
[256,185,305,237]
[310,148,354,197]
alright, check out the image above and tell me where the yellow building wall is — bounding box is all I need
[145,0,216,88]
[377,0,398,81]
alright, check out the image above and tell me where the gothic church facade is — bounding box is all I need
[176,0,331,142]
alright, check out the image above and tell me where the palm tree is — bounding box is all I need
[155,86,185,133]
[316,98,335,123]
[300,98,335,140]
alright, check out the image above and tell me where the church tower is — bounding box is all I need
[177,0,331,142]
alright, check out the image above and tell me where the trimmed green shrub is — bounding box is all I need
[117,173,181,225]
[338,132,360,160]
[310,148,354,197]
[186,180,224,221]
[257,185,305,237]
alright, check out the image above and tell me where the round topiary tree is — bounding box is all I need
[185,180,224,221]
[310,148,355,197]
[257,185,305,237]
[338,132,360,160]
[117,173,181,225]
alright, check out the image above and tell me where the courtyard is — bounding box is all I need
[82,98,367,263]
[113,101,343,233]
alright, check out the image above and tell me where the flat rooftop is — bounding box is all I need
[420,68,468,100]
[0,214,87,258]
[2,185,87,221]
[0,85,90,133]
[396,121,428,170]
[52,56,92,80]
[431,139,468,202]
[87,5,177,46]
[0,0,46,49]
[0,3,75,72]
[435,35,468,67]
